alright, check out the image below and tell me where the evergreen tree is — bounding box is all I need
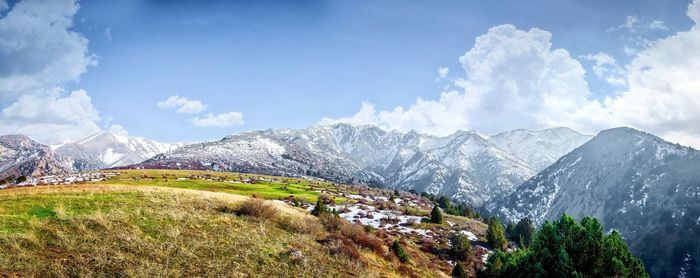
[513,217,536,248]
[487,218,508,251]
[449,233,473,260]
[483,214,649,278]
[311,198,328,216]
[430,205,443,224]
[392,240,409,262]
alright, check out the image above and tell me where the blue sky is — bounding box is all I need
[1,0,700,147]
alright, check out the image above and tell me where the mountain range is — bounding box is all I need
[0,133,180,179]
[0,124,698,276]
[133,124,590,205]
[493,127,700,277]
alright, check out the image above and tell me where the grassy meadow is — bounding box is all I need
[97,169,351,203]
[0,171,453,277]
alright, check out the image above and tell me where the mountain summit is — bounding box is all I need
[54,132,181,171]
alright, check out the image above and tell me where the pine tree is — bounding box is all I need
[431,205,443,224]
[392,240,409,262]
[449,233,473,260]
[487,218,507,251]
[311,198,328,216]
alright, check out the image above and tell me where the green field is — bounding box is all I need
[0,184,381,277]
[98,169,351,203]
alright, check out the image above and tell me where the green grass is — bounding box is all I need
[98,169,348,203]
[0,185,374,277]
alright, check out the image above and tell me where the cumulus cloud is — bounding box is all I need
[325,24,592,136]
[0,0,96,98]
[190,112,244,127]
[157,95,208,114]
[0,0,107,144]
[326,0,700,149]
[0,88,102,143]
[436,67,449,81]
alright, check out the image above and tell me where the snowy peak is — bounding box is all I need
[54,132,182,170]
[489,127,592,171]
[0,135,72,179]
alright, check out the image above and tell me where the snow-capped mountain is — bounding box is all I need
[494,127,700,277]
[489,127,592,171]
[0,135,72,180]
[134,124,586,205]
[54,132,181,171]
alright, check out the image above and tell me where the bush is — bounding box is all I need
[233,198,278,220]
[277,216,325,238]
[392,240,409,263]
[324,234,361,261]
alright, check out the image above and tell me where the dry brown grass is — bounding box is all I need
[228,198,279,220]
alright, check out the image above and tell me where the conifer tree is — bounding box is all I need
[487,218,507,251]
[431,205,443,224]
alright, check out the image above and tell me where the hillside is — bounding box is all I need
[0,170,494,277]
[494,127,700,277]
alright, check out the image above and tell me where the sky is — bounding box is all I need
[1,0,699,149]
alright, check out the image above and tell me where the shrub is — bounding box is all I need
[319,213,344,232]
[234,198,278,220]
[452,263,468,278]
[419,238,438,254]
[277,216,325,238]
[324,234,361,261]
[392,240,409,263]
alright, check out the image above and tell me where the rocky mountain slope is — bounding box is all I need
[494,127,700,277]
[489,127,593,171]
[135,124,589,205]
[0,135,72,180]
[54,132,181,171]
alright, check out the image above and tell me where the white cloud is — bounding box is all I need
[108,124,128,136]
[0,0,107,144]
[0,88,102,143]
[0,0,8,11]
[190,112,244,127]
[0,0,96,98]
[325,24,592,136]
[157,95,208,114]
[581,52,627,86]
[436,67,449,81]
[607,15,668,33]
[326,0,700,149]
